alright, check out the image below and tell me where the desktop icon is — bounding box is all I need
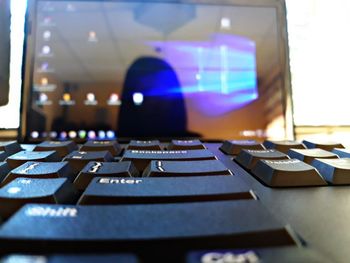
[78,130,87,139]
[49,131,57,139]
[31,131,39,139]
[88,31,98,42]
[59,93,75,106]
[68,131,77,139]
[43,17,52,25]
[38,62,54,73]
[107,93,121,105]
[42,45,51,55]
[106,130,116,139]
[40,63,49,71]
[98,130,106,139]
[41,77,49,86]
[39,93,48,103]
[133,92,144,106]
[85,93,97,105]
[63,93,71,102]
[60,131,67,140]
[88,131,96,139]
[36,93,52,106]
[43,30,51,40]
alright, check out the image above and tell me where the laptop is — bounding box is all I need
[19,0,293,143]
[0,1,347,262]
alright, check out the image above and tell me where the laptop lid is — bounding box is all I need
[20,0,293,142]
[0,0,11,107]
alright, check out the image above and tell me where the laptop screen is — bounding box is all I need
[24,0,290,141]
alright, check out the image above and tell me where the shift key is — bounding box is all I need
[0,201,298,252]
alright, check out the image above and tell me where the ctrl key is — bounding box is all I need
[1,254,140,263]
[187,247,332,263]
[252,159,327,187]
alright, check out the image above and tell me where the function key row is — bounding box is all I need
[0,139,207,160]
[34,139,206,154]
[220,139,346,155]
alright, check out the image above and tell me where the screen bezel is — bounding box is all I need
[19,0,294,142]
[0,0,11,107]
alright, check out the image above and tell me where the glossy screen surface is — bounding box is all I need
[27,0,287,141]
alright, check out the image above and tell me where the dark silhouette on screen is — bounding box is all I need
[118,56,197,138]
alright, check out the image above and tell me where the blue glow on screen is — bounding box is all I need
[147,34,258,116]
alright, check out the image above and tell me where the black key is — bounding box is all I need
[0,162,10,183]
[121,149,216,171]
[287,148,339,164]
[78,176,253,205]
[168,140,205,150]
[187,247,332,263]
[0,151,7,161]
[312,158,350,185]
[74,161,139,190]
[263,140,306,154]
[251,159,327,187]
[235,149,290,170]
[1,161,75,186]
[63,151,114,174]
[332,148,350,158]
[302,140,345,151]
[0,201,297,252]
[0,178,76,219]
[220,140,265,155]
[127,140,162,150]
[80,140,122,156]
[143,160,231,177]
[0,141,22,156]
[6,150,61,169]
[1,254,139,263]
[34,141,78,158]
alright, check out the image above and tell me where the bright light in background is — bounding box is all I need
[220,17,231,29]
[0,0,27,129]
[286,0,350,126]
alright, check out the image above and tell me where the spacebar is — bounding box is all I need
[0,201,297,253]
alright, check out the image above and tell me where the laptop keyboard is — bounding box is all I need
[0,139,347,262]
